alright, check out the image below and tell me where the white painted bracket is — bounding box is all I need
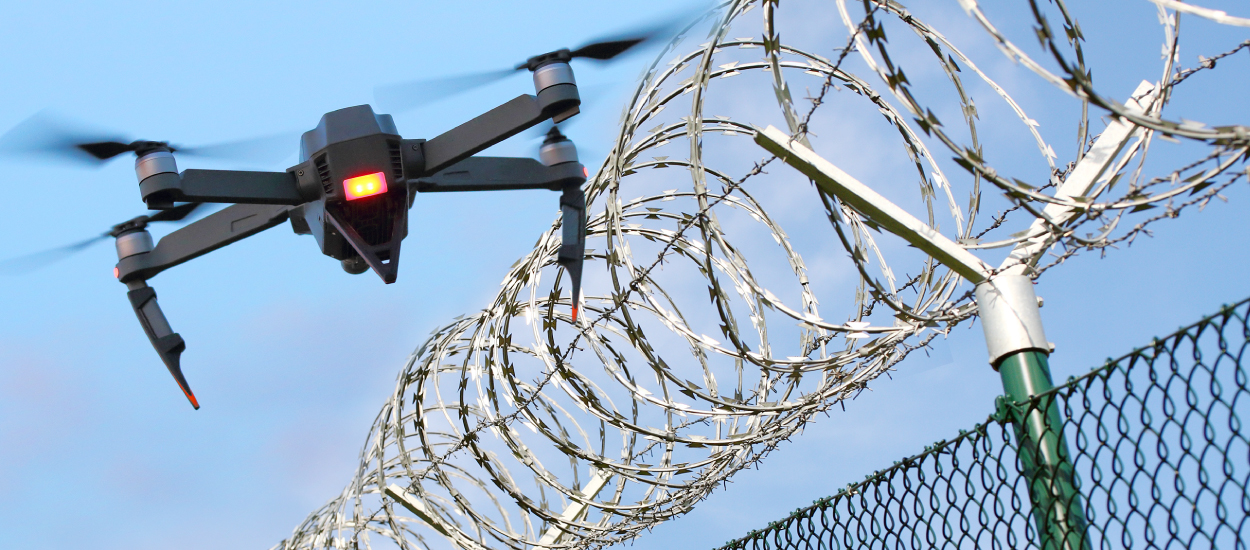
[754,82,1158,366]
[980,82,1156,364]
[1002,81,1158,274]
[536,473,611,547]
[756,125,1021,363]
[384,484,454,539]
[754,125,993,284]
[754,81,1158,366]
[386,467,608,549]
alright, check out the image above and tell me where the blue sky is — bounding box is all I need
[0,1,1247,549]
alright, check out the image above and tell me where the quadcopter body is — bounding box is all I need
[109,58,589,409]
[0,10,694,409]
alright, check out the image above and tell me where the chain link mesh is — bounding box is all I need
[717,297,1250,550]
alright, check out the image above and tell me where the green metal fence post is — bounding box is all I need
[977,275,1089,550]
[997,350,1089,550]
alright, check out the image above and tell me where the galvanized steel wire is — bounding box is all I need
[274,1,1250,549]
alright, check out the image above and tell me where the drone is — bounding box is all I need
[0,23,687,409]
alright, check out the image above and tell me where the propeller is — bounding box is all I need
[0,202,204,274]
[0,111,298,168]
[374,5,707,113]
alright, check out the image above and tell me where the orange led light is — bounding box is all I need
[343,172,388,201]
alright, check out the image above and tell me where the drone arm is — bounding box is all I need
[420,95,549,175]
[412,157,584,193]
[412,153,589,320]
[116,203,291,282]
[140,169,306,208]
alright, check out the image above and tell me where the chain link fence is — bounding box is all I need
[716,297,1250,550]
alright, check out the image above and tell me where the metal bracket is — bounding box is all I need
[975,273,1049,366]
[754,125,992,284]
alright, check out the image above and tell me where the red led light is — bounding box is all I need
[343,172,388,201]
[113,267,119,279]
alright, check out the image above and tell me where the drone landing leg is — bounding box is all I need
[125,280,198,409]
[558,184,586,322]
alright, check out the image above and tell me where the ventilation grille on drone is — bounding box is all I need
[387,140,404,184]
[315,154,332,196]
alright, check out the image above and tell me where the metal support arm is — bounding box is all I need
[116,203,292,282]
[754,125,992,283]
[755,124,1090,549]
[413,156,584,193]
[420,95,548,176]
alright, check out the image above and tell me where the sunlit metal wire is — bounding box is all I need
[274,1,1250,549]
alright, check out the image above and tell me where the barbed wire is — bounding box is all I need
[274,1,1250,549]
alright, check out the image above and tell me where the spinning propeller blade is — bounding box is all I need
[0,203,205,274]
[0,111,131,165]
[0,235,110,274]
[538,3,710,66]
[374,6,707,113]
[175,130,302,164]
[79,141,139,161]
[563,9,702,64]
[567,39,648,61]
[374,68,519,113]
[0,111,297,167]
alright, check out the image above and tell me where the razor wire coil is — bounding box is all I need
[275,1,1250,549]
